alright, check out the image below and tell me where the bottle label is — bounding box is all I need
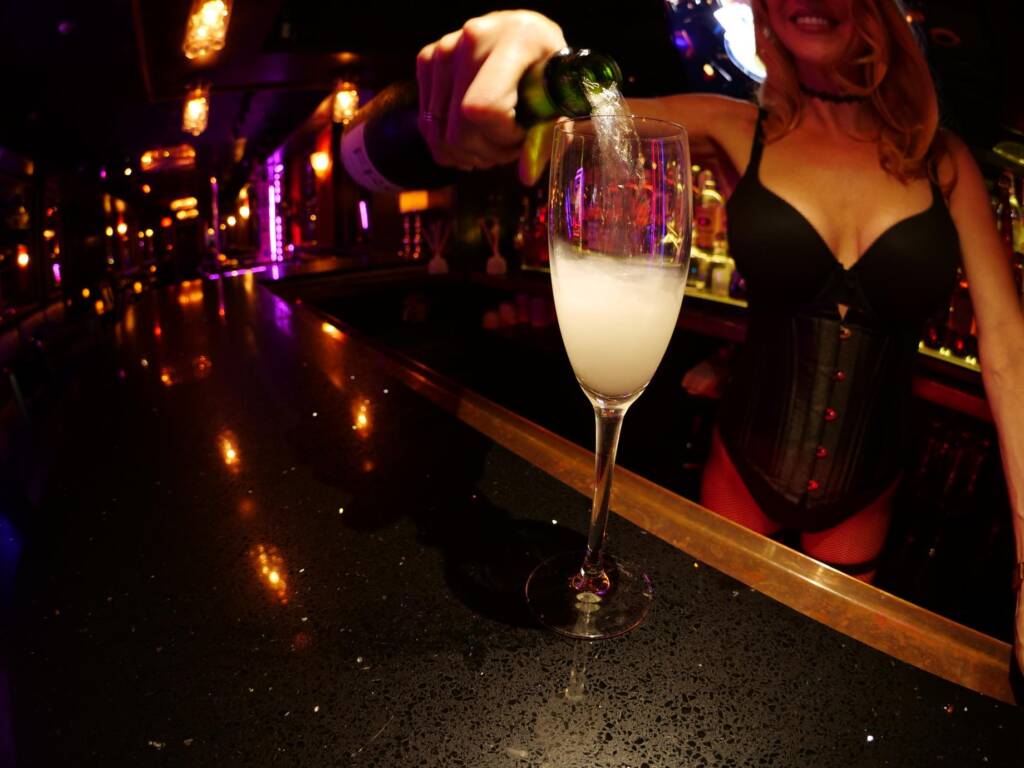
[695,204,722,251]
[341,122,403,193]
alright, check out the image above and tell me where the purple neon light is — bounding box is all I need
[358,200,369,230]
[266,150,285,262]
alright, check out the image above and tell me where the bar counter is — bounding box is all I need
[3,274,1023,766]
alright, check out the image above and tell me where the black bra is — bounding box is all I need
[717,110,961,531]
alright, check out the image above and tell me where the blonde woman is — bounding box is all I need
[416,1,1024,672]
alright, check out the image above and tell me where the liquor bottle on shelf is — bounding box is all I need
[689,163,702,240]
[412,214,423,260]
[708,255,734,298]
[921,307,946,350]
[512,196,530,255]
[995,170,1024,302]
[341,48,622,192]
[945,267,977,359]
[995,171,1022,251]
[694,169,724,254]
[398,215,411,258]
[521,187,550,270]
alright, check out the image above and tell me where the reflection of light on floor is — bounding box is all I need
[250,544,289,604]
[352,399,371,435]
[322,322,345,340]
[219,431,240,471]
[273,298,293,336]
[158,356,212,389]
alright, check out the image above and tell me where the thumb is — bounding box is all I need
[518,120,555,187]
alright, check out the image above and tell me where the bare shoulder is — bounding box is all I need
[703,96,760,168]
[936,130,984,208]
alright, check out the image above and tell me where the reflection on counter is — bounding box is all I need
[250,543,289,605]
[219,430,240,473]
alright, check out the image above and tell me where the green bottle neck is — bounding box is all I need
[515,48,622,126]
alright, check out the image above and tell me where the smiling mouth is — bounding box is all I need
[790,14,840,32]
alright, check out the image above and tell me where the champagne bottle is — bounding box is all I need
[341,48,622,193]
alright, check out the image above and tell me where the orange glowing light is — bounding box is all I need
[170,196,199,211]
[219,431,240,470]
[137,146,198,173]
[332,83,359,124]
[398,190,429,214]
[161,216,173,228]
[352,399,371,434]
[141,184,152,194]
[238,204,250,220]
[310,151,331,176]
[105,225,114,237]
[226,215,237,227]
[81,287,91,299]
[94,299,105,315]
[133,281,143,294]
[16,246,29,268]
[183,0,232,60]
[321,322,344,340]
[182,84,210,137]
[150,264,158,273]
[160,369,174,386]
[176,208,200,221]
[116,222,128,236]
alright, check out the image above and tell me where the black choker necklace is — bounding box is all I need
[799,83,867,104]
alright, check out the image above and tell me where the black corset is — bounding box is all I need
[717,301,921,532]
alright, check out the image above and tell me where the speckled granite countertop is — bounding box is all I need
[2,276,1021,767]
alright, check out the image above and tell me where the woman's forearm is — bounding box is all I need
[979,333,1024,558]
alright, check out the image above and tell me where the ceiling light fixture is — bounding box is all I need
[183,0,232,61]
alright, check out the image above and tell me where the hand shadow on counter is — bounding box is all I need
[287,409,586,630]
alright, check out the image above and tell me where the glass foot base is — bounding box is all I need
[525,551,652,639]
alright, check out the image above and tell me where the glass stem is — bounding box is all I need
[581,403,628,580]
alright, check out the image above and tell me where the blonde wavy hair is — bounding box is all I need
[751,0,949,187]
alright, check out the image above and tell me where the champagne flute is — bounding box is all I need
[526,116,691,639]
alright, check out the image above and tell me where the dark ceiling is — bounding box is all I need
[0,0,1020,188]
